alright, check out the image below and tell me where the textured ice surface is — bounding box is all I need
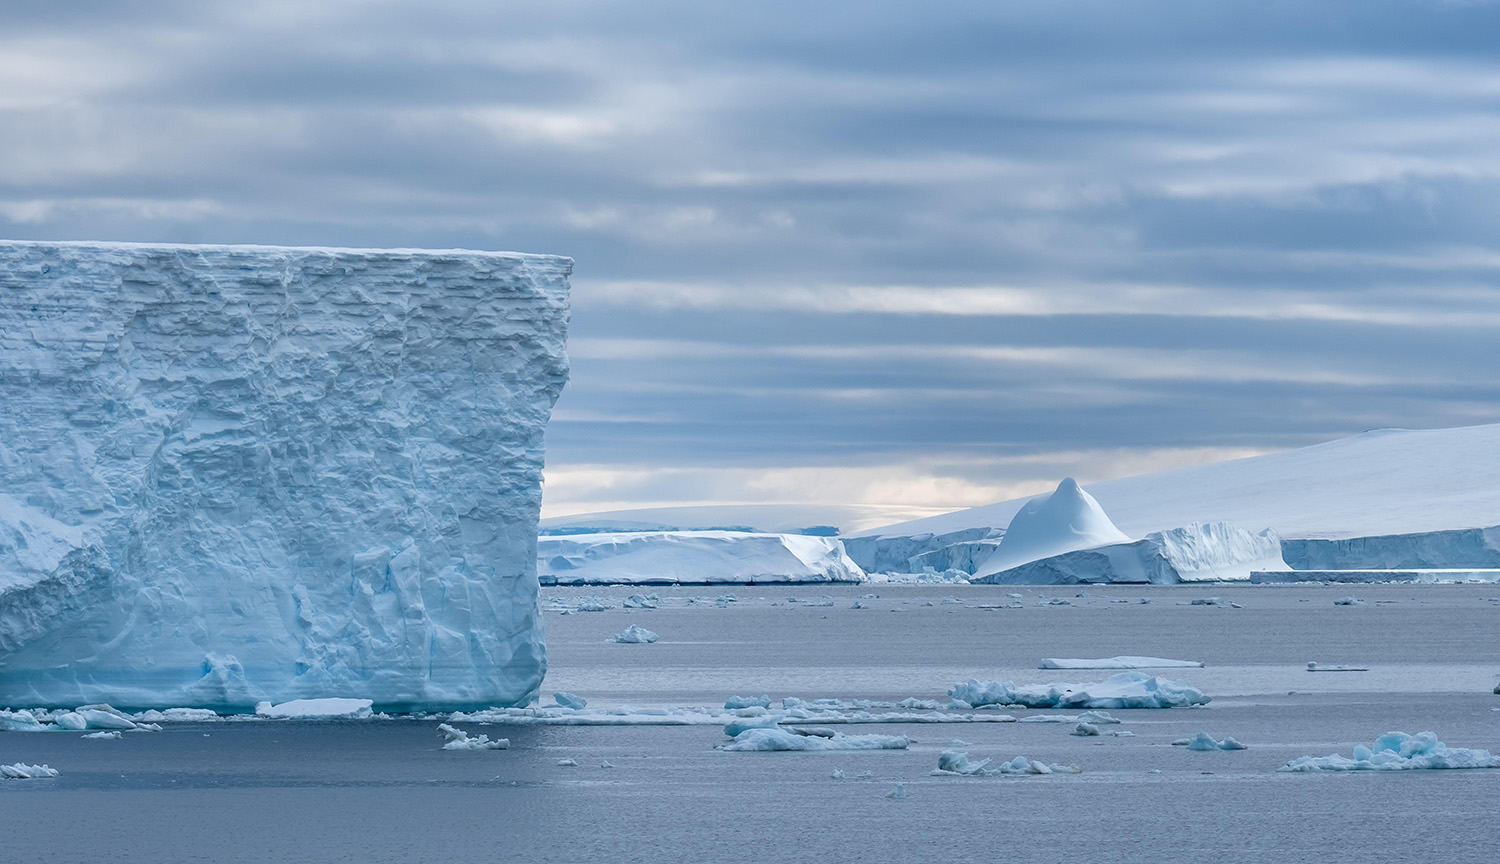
[976,522,1284,584]
[718,728,909,751]
[1181,732,1248,750]
[1280,731,1500,772]
[1282,527,1500,570]
[608,624,659,644]
[0,241,570,711]
[256,698,374,720]
[933,750,1078,776]
[973,479,1130,576]
[438,723,509,750]
[1,762,58,779]
[949,672,1209,709]
[1038,656,1204,670]
[538,531,865,585]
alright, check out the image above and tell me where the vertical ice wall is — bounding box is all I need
[0,241,571,710]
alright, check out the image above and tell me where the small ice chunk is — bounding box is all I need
[1038,598,1072,606]
[77,706,138,730]
[55,712,87,730]
[600,760,615,769]
[724,694,773,710]
[1280,731,1500,772]
[884,783,908,799]
[255,698,374,719]
[951,672,1209,710]
[942,596,964,605]
[154,708,221,722]
[553,692,588,710]
[850,601,867,609]
[831,768,873,780]
[608,624,659,644]
[1,763,59,779]
[438,723,509,750]
[1072,722,1100,737]
[557,758,579,766]
[1333,596,1364,606]
[1183,732,1248,751]
[0,710,48,732]
[1190,597,1230,607]
[82,730,123,740]
[622,594,657,609]
[1307,662,1369,672]
[936,750,992,775]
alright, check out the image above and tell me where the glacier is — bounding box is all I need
[0,240,571,711]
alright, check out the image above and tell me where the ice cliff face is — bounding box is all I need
[0,241,571,711]
[538,531,866,585]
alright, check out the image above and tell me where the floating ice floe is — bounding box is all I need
[254,698,374,720]
[438,723,509,751]
[553,692,588,710]
[724,695,772,710]
[557,758,579,766]
[1038,656,1204,670]
[1,763,58,779]
[1306,662,1369,672]
[831,768,874,780]
[81,730,122,740]
[950,672,1208,710]
[608,624,659,644]
[1174,732,1248,751]
[622,594,658,609]
[885,783,908,799]
[1016,711,1121,724]
[1189,597,1241,608]
[1280,731,1500,772]
[723,715,781,737]
[933,750,1080,776]
[0,709,48,732]
[1333,596,1364,606]
[718,728,909,752]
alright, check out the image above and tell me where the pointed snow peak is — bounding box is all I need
[976,479,1132,575]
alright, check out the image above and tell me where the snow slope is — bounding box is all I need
[0,241,571,710]
[859,425,1500,541]
[974,479,1131,575]
[538,531,865,585]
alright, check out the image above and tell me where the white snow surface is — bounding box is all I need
[859,424,1500,541]
[538,531,865,585]
[976,479,1130,575]
[974,521,1285,584]
[255,698,374,720]
[949,672,1209,710]
[1280,731,1500,772]
[1038,656,1204,670]
[0,241,571,711]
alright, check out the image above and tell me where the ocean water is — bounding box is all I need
[5,582,1498,863]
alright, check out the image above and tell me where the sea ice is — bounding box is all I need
[553,692,588,710]
[1,762,58,779]
[971,479,1130,577]
[557,758,579,766]
[1280,731,1500,772]
[724,695,773,710]
[950,672,1208,710]
[1333,596,1365,606]
[82,730,122,740]
[622,594,658,609]
[723,716,782,737]
[608,624,659,644]
[1038,656,1204,670]
[933,751,1079,776]
[1072,722,1100,736]
[0,709,47,732]
[438,723,509,750]
[935,750,992,774]
[885,783,908,799]
[718,728,909,752]
[255,698,374,720]
[1178,732,1248,751]
[0,241,571,711]
[1306,662,1369,672]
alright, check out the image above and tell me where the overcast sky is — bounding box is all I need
[4,0,1499,525]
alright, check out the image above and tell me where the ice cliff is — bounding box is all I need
[538,531,865,585]
[0,241,571,711]
[973,522,1285,585]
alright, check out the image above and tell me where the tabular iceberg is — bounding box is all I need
[0,241,571,711]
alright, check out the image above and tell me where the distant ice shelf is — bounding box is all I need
[538,531,866,585]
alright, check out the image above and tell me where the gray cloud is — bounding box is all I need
[3,0,1499,517]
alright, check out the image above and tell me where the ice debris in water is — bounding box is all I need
[850,601,867,609]
[575,598,614,612]
[950,672,1208,709]
[831,768,874,780]
[255,698,374,720]
[608,624,659,644]
[82,730,122,740]
[718,728,909,752]
[438,724,509,750]
[622,594,658,609]
[0,709,47,732]
[933,751,1080,776]
[557,758,579,766]
[1306,662,1369,672]
[553,692,588,710]
[1072,723,1100,736]
[2,763,59,779]
[1039,656,1204,670]
[724,695,773,710]
[1175,732,1248,751]
[723,715,781,737]
[885,783,908,799]
[1280,731,1500,772]
[1333,596,1365,606]
[600,760,615,769]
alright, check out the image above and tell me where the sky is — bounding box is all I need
[4,0,1500,528]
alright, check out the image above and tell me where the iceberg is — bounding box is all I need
[933,751,1078,776]
[438,723,509,750]
[718,728,909,752]
[538,531,865,585]
[1038,656,1204,670]
[973,479,1130,577]
[608,624,659,644]
[0,241,571,711]
[975,522,1284,585]
[1179,732,1248,751]
[1,762,58,779]
[1280,731,1500,772]
[949,672,1208,709]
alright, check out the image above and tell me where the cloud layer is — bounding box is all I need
[4,1,1499,522]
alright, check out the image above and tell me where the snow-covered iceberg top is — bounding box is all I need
[538,531,865,585]
[974,479,1130,576]
[0,241,571,712]
[949,672,1209,710]
[1280,731,1500,772]
[975,521,1283,585]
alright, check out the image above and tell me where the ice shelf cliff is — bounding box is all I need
[0,241,571,711]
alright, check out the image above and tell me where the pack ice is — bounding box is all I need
[0,241,571,711]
